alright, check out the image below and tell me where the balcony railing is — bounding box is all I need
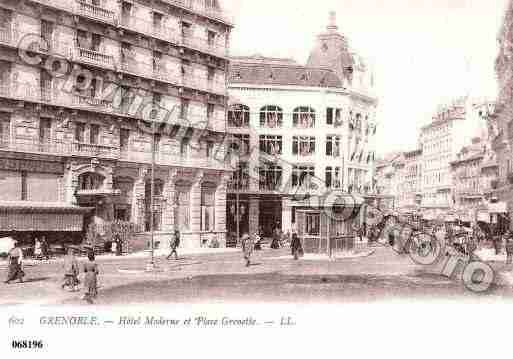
[182,34,227,57]
[0,25,16,47]
[72,142,119,158]
[120,58,152,77]
[206,79,226,94]
[170,0,233,24]
[120,16,180,44]
[153,24,181,44]
[76,0,116,24]
[0,82,41,102]
[0,82,225,133]
[153,65,181,84]
[0,137,119,159]
[119,150,229,170]
[73,47,115,68]
[72,94,115,113]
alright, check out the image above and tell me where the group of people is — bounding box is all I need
[61,247,100,304]
[4,239,100,304]
[240,231,304,267]
[33,237,50,260]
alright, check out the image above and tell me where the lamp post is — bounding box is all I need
[146,121,157,271]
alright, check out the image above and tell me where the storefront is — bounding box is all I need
[0,201,92,244]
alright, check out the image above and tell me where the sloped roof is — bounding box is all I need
[229,60,343,88]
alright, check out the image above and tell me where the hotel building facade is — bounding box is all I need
[226,13,378,239]
[0,0,233,249]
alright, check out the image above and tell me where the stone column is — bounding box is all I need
[282,197,292,234]
[215,173,230,247]
[132,166,147,230]
[190,170,205,244]
[248,196,259,236]
[161,169,178,233]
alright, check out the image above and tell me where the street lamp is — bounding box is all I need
[146,121,157,271]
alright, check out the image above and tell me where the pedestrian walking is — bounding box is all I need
[82,252,99,304]
[111,238,117,255]
[241,233,254,267]
[290,233,303,260]
[166,230,180,260]
[116,235,122,256]
[34,238,42,260]
[41,236,50,260]
[494,235,502,255]
[506,233,513,265]
[4,240,24,284]
[61,247,79,292]
[466,237,477,260]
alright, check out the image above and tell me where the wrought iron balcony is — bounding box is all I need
[120,16,180,44]
[73,47,115,69]
[153,65,181,84]
[119,149,229,170]
[75,0,116,24]
[0,137,119,159]
[170,0,234,24]
[72,94,114,113]
[0,25,17,47]
[71,141,119,159]
[0,82,41,102]
[182,34,228,57]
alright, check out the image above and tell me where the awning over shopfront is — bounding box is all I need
[0,201,93,232]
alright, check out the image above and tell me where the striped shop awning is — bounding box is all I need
[0,202,93,232]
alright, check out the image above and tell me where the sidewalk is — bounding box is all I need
[0,247,239,268]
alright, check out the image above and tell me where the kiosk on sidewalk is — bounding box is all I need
[293,193,363,258]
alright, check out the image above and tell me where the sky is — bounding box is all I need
[221,0,507,155]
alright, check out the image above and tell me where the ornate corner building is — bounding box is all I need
[225,12,379,240]
[0,0,233,249]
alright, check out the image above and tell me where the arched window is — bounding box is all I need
[259,105,283,128]
[228,104,250,128]
[293,106,316,128]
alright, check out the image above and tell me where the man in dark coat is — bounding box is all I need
[290,233,303,260]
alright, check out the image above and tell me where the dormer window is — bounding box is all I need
[269,72,274,80]
[322,43,328,52]
[300,73,308,81]
[234,71,242,80]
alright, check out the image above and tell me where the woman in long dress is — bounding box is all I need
[241,233,254,267]
[5,240,24,284]
[83,252,99,304]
